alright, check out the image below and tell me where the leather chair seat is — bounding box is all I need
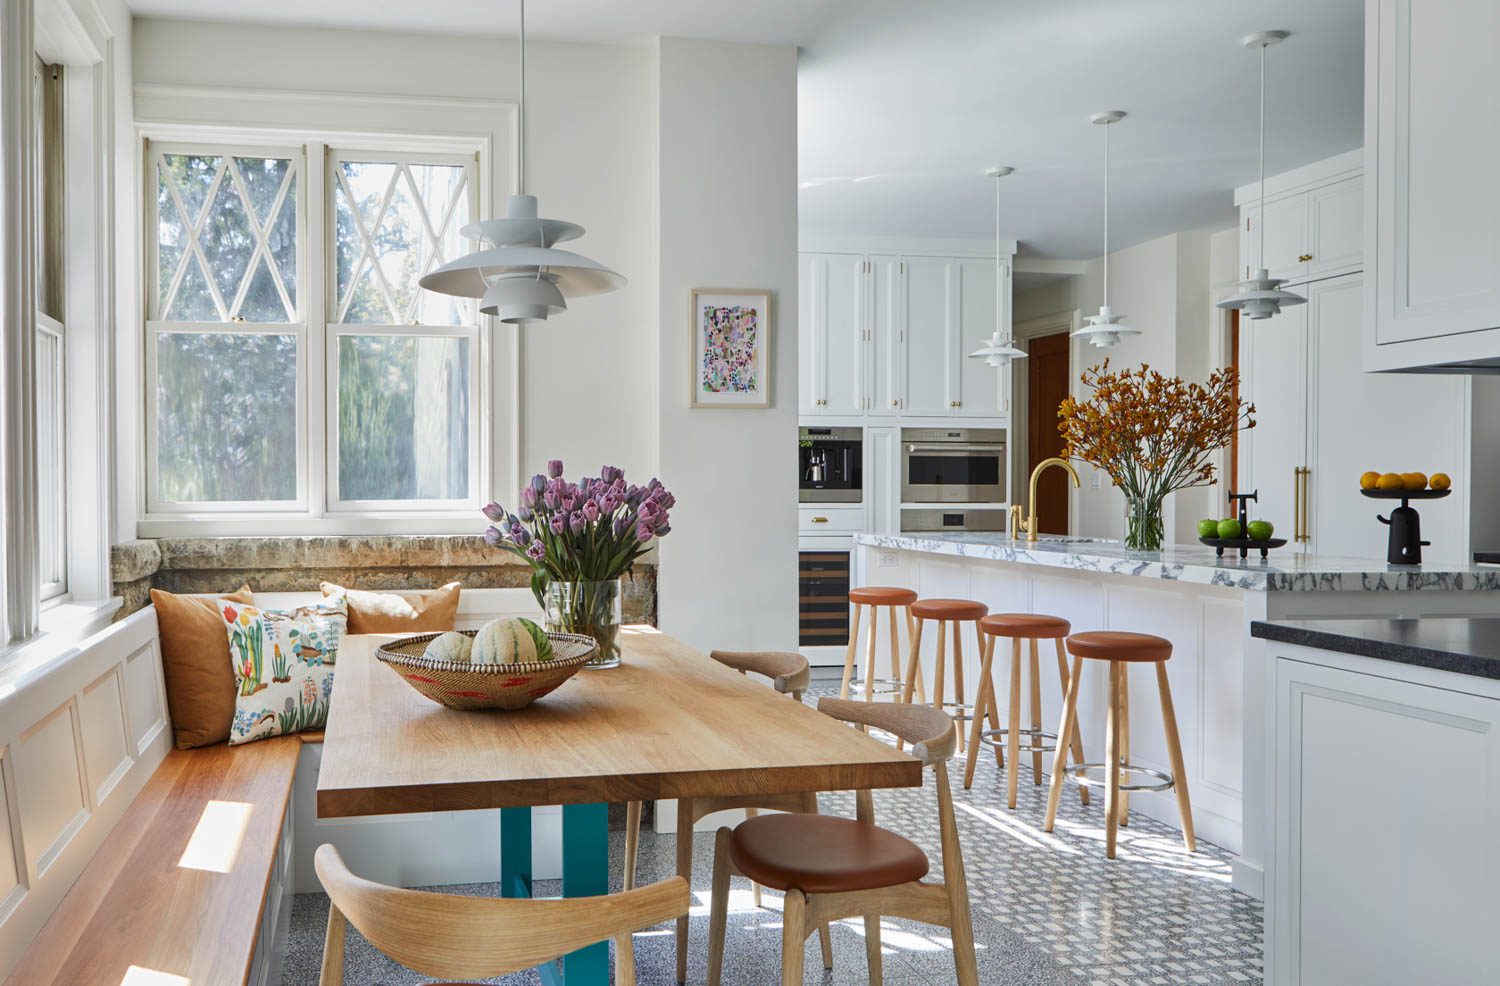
[910,598,988,621]
[849,586,919,607]
[980,613,1071,640]
[728,813,930,895]
[1066,630,1173,663]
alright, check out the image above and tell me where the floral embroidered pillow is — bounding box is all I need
[221,597,346,746]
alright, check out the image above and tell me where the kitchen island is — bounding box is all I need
[853,532,1500,898]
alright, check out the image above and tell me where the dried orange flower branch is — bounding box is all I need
[1058,360,1255,507]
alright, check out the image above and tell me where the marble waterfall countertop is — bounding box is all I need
[855,532,1500,592]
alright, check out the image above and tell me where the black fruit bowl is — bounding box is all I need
[1199,535,1288,560]
[1360,488,1451,501]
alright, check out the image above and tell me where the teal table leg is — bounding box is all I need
[500,806,533,900]
[562,802,610,984]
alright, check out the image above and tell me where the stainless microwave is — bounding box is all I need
[900,428,1005,503]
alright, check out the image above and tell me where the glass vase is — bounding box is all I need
[1123,495,1166,552]
[545,579,623,669]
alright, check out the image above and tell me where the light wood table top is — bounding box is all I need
[317,627,922,818]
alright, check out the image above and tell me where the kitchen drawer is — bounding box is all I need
[800,506,865,534]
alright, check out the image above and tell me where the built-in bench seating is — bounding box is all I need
[7,735,307,986]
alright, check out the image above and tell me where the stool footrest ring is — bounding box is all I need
[939,701,975,722]
[978,727,1059,753]
[849,678,907,697]
[1064,762,1174,793]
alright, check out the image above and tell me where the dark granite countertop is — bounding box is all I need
[1251,617,1500,680]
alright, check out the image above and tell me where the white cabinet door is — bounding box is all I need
[1306,176,1363,281]
[902,257,957,416]
[954,258,1005,417]
[865,426,899,534]
[1369,0,1500,353]
[1239,301,1308,549]
[1307,274,1468,559]
[868,255,903,417]
[1272,656,1500,985]
[800,253,866,415]
[1243,193,1310,285]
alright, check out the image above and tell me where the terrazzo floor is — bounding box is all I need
[281,686,1263,985]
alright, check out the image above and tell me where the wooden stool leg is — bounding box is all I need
[979,624,1003,770]
[1045,655,1084,832]
[902,618,925,705]
[964,635,996,789]
[953,622,967,753]
[862,604,880,702]
[1028,639,1044,786]
[906,607,926,704]
[888,605,902,696]
[840,603,862,700]
[624,800,641,890]
[706,826,732,986]
[1006,636,1022,809]
[1104,663,1122,859]
[1156,661,1197,852]
[933,622,948,713]
[864,913,883,983]
[1056,639,1089,806]
[1118,665,1131,827]
[782,889,807,985]
[745,806,762,907]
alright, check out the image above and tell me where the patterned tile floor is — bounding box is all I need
[281,686,1262,985]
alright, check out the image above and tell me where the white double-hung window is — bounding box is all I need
[145,140,481,526]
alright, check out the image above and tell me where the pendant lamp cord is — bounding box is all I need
[1257,40,1266,272]
[518,0,526,196]
[994,174,1002,343]
[1102,118,1110,307]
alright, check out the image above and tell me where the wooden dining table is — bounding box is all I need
[317,625,923,986]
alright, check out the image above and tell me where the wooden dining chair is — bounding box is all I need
[705,699,978,986]
[314,844,689,986]
[622,649,831,983]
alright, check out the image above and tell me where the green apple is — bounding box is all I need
[1217,518,1243,539]
[1247,520,1274,541]
[1197,519,1220,538]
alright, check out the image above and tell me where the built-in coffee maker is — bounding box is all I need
[799,427,862,503]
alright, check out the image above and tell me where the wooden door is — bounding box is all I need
[1027,331,1071,535]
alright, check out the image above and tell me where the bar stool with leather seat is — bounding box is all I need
[621,649,832,983]
[900,597,989,751]
[1044,630,1196,859]
[967,613,1090,810]
[706,699,978,986]
[841,586,923,703]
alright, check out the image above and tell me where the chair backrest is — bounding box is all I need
[817,697,956,766]
[315,844,688,982]
[710,649,811,696]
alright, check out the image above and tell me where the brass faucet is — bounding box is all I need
[1020,457,1082,542]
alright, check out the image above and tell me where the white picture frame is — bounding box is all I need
[689,288,771,408]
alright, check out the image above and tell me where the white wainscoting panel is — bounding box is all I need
[16,702,89,877]
[122,639,168,756]
[78,668,133,806]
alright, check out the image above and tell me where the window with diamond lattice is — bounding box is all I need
[145,140,481,520]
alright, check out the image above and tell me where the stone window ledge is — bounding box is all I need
[111,534,658,623]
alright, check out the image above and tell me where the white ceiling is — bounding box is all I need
[127,0,1365,259]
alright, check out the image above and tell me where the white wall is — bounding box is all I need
[1015,229,1235,542]
[653,38,799,652]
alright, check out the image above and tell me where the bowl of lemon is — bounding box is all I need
[1359,470,1452,500]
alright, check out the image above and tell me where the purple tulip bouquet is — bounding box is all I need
[483,460,674,667]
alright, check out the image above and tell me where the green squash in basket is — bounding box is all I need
[472,617,555,665]
[423,630,473,664]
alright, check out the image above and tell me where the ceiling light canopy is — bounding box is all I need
[418,0,624,324]
[969,166,1027,369]
[1218,30,1304,321]
[1072,111,1141,350]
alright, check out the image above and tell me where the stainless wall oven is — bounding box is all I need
[900,428,1005,503]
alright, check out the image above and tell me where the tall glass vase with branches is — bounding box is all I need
[1058,361,1255,551]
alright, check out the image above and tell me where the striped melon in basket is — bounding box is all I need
[375,627,596,711]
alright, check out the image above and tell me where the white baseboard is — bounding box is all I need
[1231,856,1264,901]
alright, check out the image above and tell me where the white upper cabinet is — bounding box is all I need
[1237,157,1362,289]
[1239,294,1308,552]
[799,253,866,414]
[799,250,1011,420]
[1366,0,1500,370]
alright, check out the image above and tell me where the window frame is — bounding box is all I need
[33,56,66,601]
[139,135,488,527]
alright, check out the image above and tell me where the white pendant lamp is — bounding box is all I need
[1217,30,1305,320]
[419,0,624,324]
[969,167,1027,368]
[1072,111,1141,349]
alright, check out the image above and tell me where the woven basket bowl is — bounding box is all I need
[375,629,597,711]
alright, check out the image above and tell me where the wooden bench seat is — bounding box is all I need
[7,737,302,986]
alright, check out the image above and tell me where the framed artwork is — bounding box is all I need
[689,288,771,408]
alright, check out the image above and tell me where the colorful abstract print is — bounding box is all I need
[222,597,346,745]
[700,304,759,394]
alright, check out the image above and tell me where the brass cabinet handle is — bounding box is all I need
[1293,467,1311,543]
[810,516,829,524]
[1298,253,1313,263]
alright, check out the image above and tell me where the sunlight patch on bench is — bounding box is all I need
[177,800,253,873]
[121,966,190,986]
